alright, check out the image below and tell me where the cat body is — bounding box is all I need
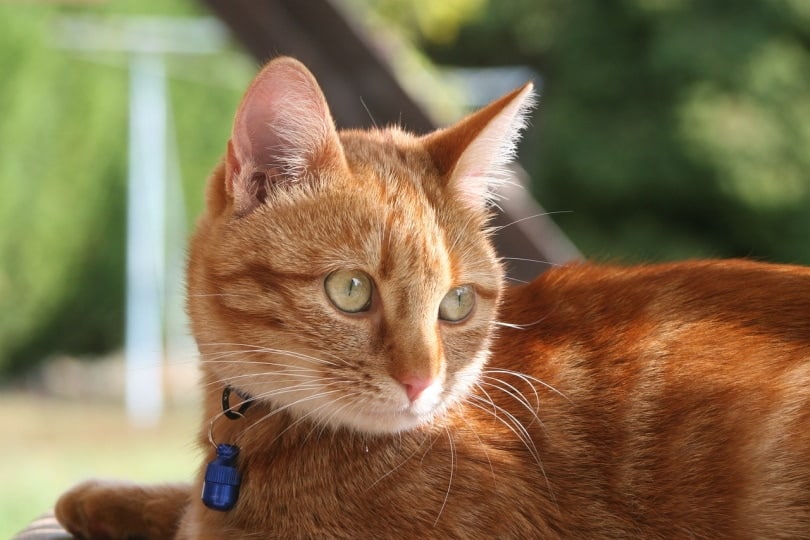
[56,57,810,539]
[178,264,810,540]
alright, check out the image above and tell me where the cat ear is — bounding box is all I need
[225,57,345,215]
[422,83,535,211]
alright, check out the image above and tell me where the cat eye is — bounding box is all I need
[324,270,373,314]
[438,284,475,322]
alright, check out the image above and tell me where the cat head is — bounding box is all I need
[188,57,534,434]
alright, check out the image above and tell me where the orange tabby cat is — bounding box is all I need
[56,57,810,539]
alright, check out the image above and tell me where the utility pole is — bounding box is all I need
[56,15,227,426]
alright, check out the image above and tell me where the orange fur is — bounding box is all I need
[56,57,810,539]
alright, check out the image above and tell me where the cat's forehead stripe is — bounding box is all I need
[218,262,323,285]
[377,210,397,281]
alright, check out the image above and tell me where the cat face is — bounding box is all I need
[188,58,534,434]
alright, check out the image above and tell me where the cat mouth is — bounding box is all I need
[257,378,448,434]
[366,383,448,430]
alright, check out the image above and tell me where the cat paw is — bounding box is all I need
[55,480,188,540]
[55,480,129,539]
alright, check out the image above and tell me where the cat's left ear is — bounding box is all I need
[422,83,535,210]
[225,57,346,216]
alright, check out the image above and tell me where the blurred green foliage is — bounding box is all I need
[2,0,809,375]
[414,0,810,262]
[0,1,253,375]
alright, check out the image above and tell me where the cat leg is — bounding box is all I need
[55,480,189,540]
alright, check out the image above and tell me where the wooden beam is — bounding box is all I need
[199,0,434,133]
[198,0,581,279]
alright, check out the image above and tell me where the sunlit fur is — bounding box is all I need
[56,57,810,539]
[190,127,505,434]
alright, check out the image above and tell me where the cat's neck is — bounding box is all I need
[203,382,402,459]
[205,384,294,453]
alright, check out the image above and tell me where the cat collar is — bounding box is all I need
[201,385,254,512]
[221,385,254,420]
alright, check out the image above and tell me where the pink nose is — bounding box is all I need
[398,375,434,402]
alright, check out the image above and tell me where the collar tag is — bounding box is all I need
[202,443,241,511]
[201,385,253,512]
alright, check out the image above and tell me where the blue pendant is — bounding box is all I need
[201,443,242,511]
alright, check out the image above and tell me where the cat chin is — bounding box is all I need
[323,407,442,435]
[289,397,448,435]
[331,384,458,434]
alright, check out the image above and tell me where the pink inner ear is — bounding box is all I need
[423,83,535,212]
[455,170,488,208]
[450,83,535,210]
[232,60,332,176]
[226,58,344,214]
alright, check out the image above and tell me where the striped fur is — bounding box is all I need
[56,57,810,539]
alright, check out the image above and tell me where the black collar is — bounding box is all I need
[222,385,254,420]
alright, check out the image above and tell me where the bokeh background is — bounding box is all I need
[3,0,809,536]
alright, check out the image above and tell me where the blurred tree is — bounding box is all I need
[397,0,810,263]
[0,11,127,375]
[0,1,251,375]
[3,0,809,375]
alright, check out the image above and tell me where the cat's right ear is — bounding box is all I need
[225,57,346,216]
[421,83,535,212]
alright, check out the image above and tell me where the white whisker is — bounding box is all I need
[434,426,456,526]
[271,394,355,446]
[309,398,357,442]
[199,361,325,379]
[468,394,538,461]
[504,276,529,284]
[420,432,441,468]
[466,394,555,502]
[501,256,560,268]
[479,377,540,418]
[484,368,570,402]
[487,210,573,233]
[200,346,342,367]
[200,372,325,391]
[366,433,432,491]
[240,389,345,437]
[455,412,496,484]
[493,317,548,330]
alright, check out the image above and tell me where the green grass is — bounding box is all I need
[2,391,199,538]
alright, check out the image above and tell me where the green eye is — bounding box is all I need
[438,284,475,322]
[325,270,373,313]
